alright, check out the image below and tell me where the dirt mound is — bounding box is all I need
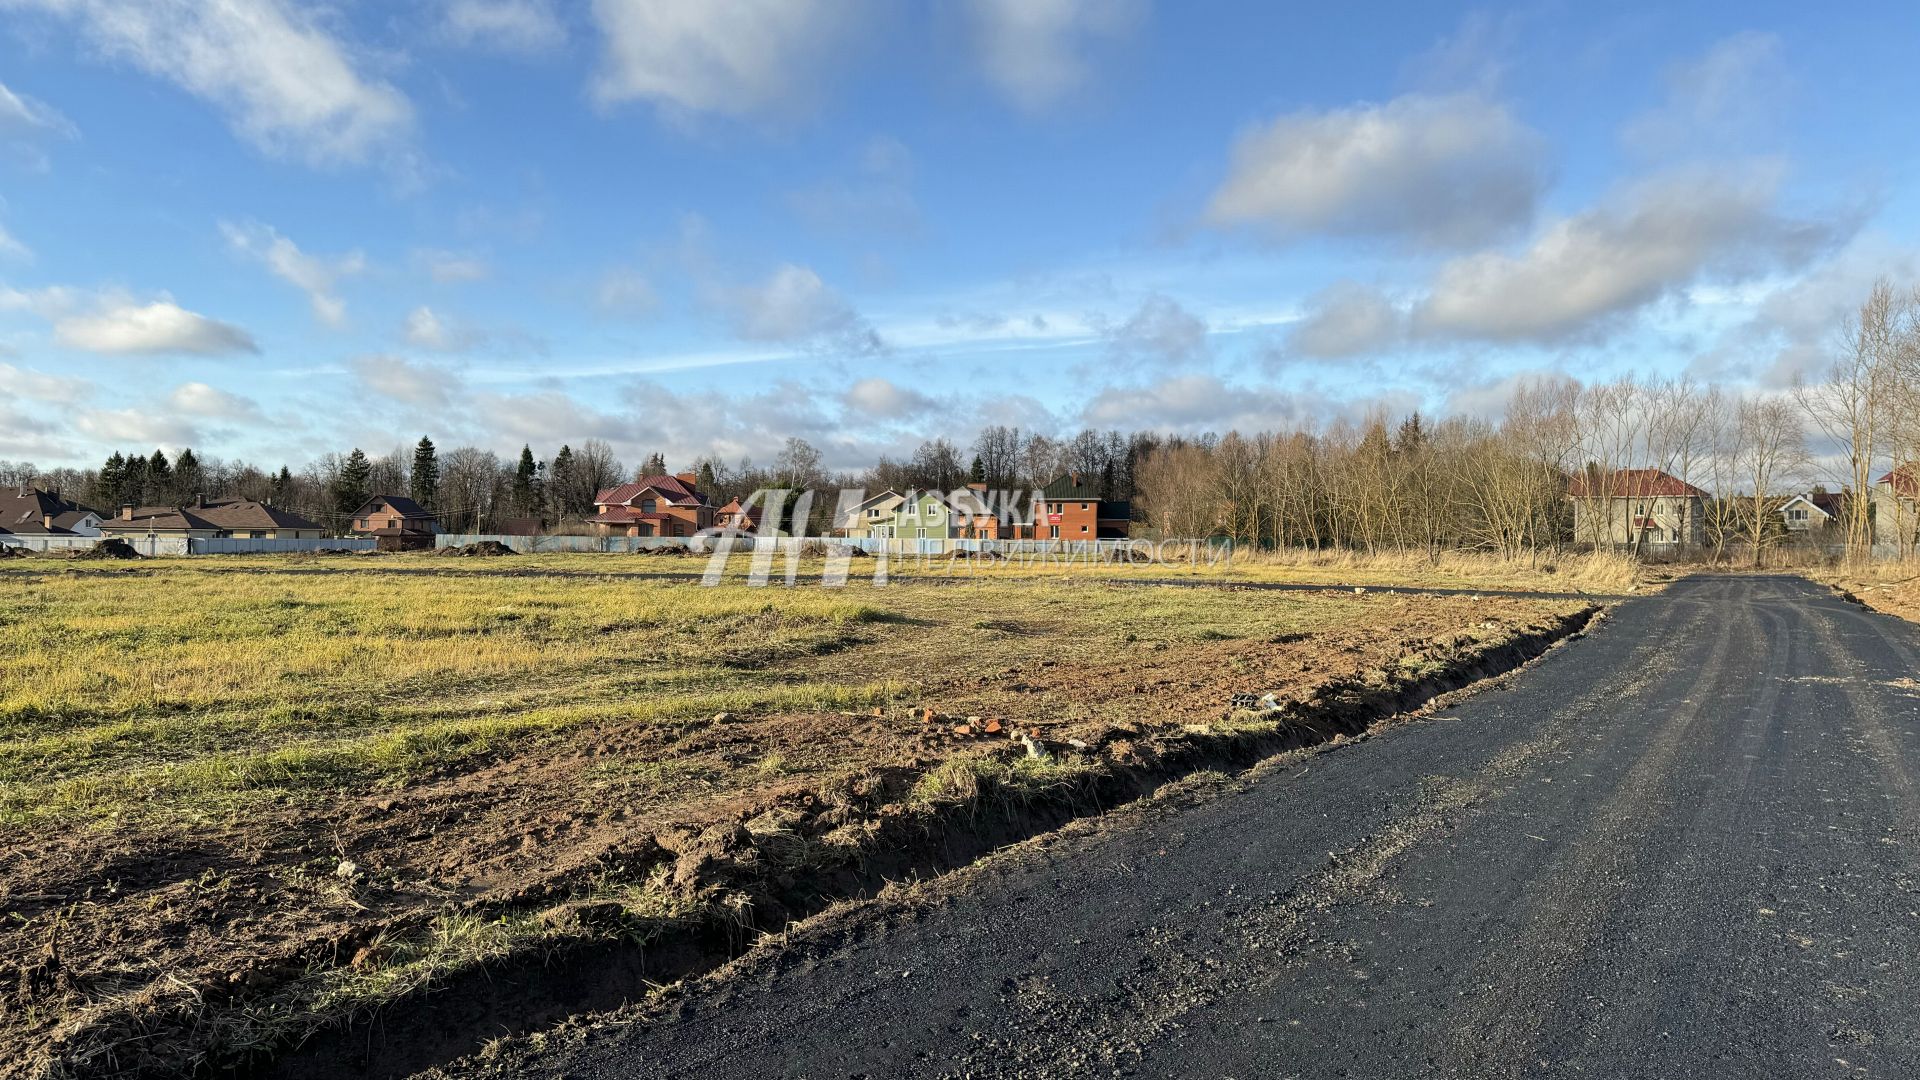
[439,540,517,557]
[68,538,141,560]
[0,545,33,559]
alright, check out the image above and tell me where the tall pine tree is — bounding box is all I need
[969,455,987,485]
[95,453,126,508]
[512,445,539,517]
[146,450,173,505]
[174,448,202,503]
[335,448,372,516]
[410,436,439,508]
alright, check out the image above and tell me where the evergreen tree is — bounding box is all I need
[549,445,575,518]
[174,448,202,503]
[335,448,373,516]
[146,450,173,505]
[120,454,148,508]
[272,466,293,504]
[697,461,716,492]
[1099,459,1117,502]
[969,455,987,485]
[410,436,439,508]
[95,452,126,508]
[642,451,667,477]
[512,445,539,516]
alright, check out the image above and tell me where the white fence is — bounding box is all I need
[436,533,1173,559]
[0,535,190,556]
[0,535,374,556]
[190,537,375,554]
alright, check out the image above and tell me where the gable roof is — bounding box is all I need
[1565,468,1709,499]
[716,497,764,527]
[1780,494,1833,519]
[594,474,706,508]
[1878,465,1920,498]
[0,488,101,536]
[1040,473,1102,501]
[351,494,435,520]
[103,498,322,534]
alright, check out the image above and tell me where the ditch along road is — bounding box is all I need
[515,574,1920,1080]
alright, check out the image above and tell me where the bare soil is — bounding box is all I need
[1,590,1592,1080]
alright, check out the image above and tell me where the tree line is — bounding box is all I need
[6,280,1917,556]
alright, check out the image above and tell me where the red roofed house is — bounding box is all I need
[713,497,764,533]
[590,472,713,538]
[1566,468,1708,549]
[1873,466,1920,550]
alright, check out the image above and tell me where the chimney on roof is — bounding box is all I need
[120,504,134,521]
[675,471,698,487]
[42,513,54,531]
[194,492,206,508]
[967,482,987,492]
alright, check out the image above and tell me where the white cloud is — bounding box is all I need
[168,381,261,420]
[843,377,936,419]
[963,0,1144,112]
[1412,164,1846,343]
[589,0,860,119]
[351,354,461,407]
[1624,32,1786,157]
[0,361,92,405]
[416,248,491,283]
[222,220,363,326]
[3,0,411,166]
[719,263,883,354]
[0,222,28,261]
[54,298,257,356]
[402,305,482,351]
[1207,92,1546,249]
[0,78,73,136]
[1080,373,1397,436]
[73,406,205,451]
[1097,293,1207,367]
[596,267,657,317]
[1287,282,1405,359]
[441,0,566,55]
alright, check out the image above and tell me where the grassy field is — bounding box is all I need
[0,551,1601,1078]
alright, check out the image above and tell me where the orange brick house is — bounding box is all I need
[713,497,764,533]
[590,473,713,537]
[1025,473,1103,541]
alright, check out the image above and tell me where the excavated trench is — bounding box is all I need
[40,607,1603,1080]
[232,607,1604,1080]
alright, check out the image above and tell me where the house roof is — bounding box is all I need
[101,498,322,534]
[594,474,706,508]
[1878,465,1920,498]
[1808,491,1847,515]
[716,498,764,525]
[1779,494,1833,519]
[0,488,100,536]
[1565,468,1709,499]
[351,494,435,520]
[1040,473,1102,501]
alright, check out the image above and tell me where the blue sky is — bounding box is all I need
[1,0,1917,473]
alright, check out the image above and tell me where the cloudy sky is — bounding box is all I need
[1,0,1916,472]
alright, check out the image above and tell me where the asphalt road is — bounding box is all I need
[545,575,1920,1080]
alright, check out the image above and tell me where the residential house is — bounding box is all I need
[949,483,1008,540]
[1872,466,1920,550]
[1024,473,1119,542]
[96,495,324,540]
[0,487,102,542]
[834,490,906,538]
[589,473,713,538]
[892,490,959,547]
[1778,493,1835,532]
[1565,468,1708,548]
[713,497,764,534]
[349,494,442,551]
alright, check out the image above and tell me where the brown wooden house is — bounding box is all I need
[350,495,442,551]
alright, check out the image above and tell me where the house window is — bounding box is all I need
[641,499,657,513]
[1080,525,1089,533]
[1049,526,1060,539]
[917,528,926,539]
[1080,502,1088,510]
